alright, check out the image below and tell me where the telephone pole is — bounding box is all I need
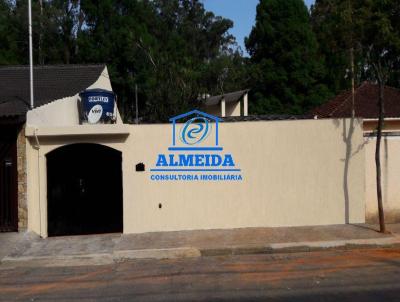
[28,0,34,109]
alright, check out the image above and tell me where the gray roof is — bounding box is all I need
[138,114,310,124]
[0,64,105,118]
[203,89,249,106]
[222,114,310,122]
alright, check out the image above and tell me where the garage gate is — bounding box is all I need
[0,126,18,232]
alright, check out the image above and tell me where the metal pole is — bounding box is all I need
[28,0,34,109]
[135,84,138,124]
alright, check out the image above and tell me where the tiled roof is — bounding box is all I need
[0,64,105,118]
[311,82,400,119]
[222,114,310,122]
[204,89,249,106]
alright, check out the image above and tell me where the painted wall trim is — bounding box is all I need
[25,125,131,137]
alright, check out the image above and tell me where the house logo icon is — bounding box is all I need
[149,110,242,181]
[169,110,222,151]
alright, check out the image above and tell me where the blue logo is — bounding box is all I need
[150,110,242,181]
[179,117,211,145]
[168,110,221,151]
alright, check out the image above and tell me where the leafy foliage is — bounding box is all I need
[245,0,331,115]
[355,0,400,85]
[311,0,356,93]
[0,0,247,122]
[311,0,400,93]
[1,0,399,119]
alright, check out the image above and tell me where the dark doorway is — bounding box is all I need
[47,144,123,236]
[0,126,18,232]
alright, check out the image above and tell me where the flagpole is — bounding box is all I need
[28,0,34,109]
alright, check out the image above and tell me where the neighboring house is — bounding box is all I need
[311,81,400,223]
[202,89,249,117]
[0,64,115,232]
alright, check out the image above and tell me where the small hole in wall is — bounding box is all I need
[159,203,162,209]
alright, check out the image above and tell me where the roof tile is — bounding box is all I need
[311,82,400,119]
[0,64,105,118]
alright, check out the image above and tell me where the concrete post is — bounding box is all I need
[221,98,226,117]
[243,93,248,116]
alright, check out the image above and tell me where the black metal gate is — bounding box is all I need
[0,127,18,232]
[47,143,123,236]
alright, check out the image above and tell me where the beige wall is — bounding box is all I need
[225,101,240,117]
[26,118,365,237]
[203,100,242,117]
[365,136,400,223]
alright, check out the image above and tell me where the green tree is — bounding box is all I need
[77,0,159,120]
[40,0,82,64]
[0,0,246,121]
[356,0,400,233]
[311,0,358,94]
[77,0,243,122]
[311,0,400,93]
[200,50,249,96]
[312,0,400,232]
[245,0,331,115]
[142,0,240,121]
[0,0,19,64]
[0,0,79,65]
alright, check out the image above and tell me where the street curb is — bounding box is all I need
[1,236,400,268]
[200,236,400,257]
[113,247,201,261]
[0,248,201,269]
[0,253,114,269]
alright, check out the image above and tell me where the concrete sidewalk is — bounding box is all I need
[1,223,400,268]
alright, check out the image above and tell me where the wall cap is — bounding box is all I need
[25,125,130,137]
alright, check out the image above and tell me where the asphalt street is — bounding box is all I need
[1,247,400,301]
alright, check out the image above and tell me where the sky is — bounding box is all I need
[201,0,315,55]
